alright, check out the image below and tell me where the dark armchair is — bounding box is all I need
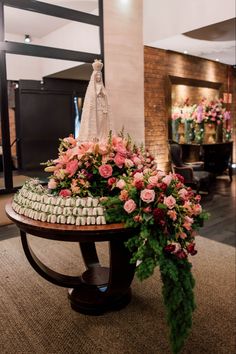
[169,142,211,193]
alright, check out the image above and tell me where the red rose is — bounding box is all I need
[134,180,144,190]
[187,243,198,256]
[153,208,165,225]
[164,244,176,253]
[108,177,117,186]
[175,250,187,259]
[175,173,185,184]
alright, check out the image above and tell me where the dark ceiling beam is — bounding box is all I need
[2,0,101,26]
[0,41,102,62]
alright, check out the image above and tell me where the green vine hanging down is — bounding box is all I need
[43,133,209,353]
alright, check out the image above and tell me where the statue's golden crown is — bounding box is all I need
[92,59,103,72]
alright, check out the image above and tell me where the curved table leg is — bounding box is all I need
[21,231,135,315]
[20,231,82,288]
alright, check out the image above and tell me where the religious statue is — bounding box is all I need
[78,59,114,142]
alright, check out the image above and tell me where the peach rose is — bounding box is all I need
[140,189,155,203]
[167,210,177,221]
[119,190,129,201]
[124,199,137,214]
[98,164,113,178]
[164,195,176,209]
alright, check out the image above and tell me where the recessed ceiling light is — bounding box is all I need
[24,34,31,44]
[184,50,188,54]
[215,58,220,62]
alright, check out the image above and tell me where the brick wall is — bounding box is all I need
[144,46,236,170]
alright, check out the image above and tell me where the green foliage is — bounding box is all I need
[125,224,197,353]
[160,255,195,354]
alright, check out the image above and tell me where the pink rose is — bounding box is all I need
[116,179,126,189]
[164,195,176,209]
[124,199,137,214]
[192,204,202,215]
[133,172,144,181]
[48,178,57,189]
[59,189,72,197]
[114,153,125,168]
[66,159,78,177]
[148,175,158,186]
[140,189,155,203]
[162,174,173,186]
[178,188,189,199]
[98,164,113,178]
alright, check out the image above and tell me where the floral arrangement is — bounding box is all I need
[198,98,230,125]
[171,98,197,122]
[44,132,208,354]
[172,97,231,125]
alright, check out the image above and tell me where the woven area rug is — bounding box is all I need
[0,227,235,354]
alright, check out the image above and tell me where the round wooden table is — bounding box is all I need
[5,202,136,315]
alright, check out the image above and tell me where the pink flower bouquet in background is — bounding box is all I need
[44,131,209,354]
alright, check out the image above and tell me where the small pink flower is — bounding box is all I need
[116,179,126,189]
[140,189,155,203]
[164,195,176,209]
[48,178,57,189]
[124,199,137,214]
[59,189,72,197]
[133,214,142,223]
[98,164,113,178]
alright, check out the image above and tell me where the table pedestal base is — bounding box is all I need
[68,287,132,315]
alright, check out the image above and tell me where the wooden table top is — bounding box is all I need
[5,201,135,242]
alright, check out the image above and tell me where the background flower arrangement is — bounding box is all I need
[44,132,209,354]
[171,97,232,144]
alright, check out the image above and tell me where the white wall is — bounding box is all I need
[144,0,235,43]
[104,0,144,144]
[5,20,100,80]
